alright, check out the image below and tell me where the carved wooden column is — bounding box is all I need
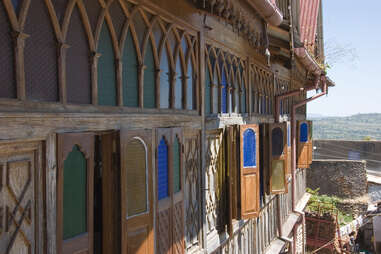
[58,42,70,104]
[155,68,161,108]
[12,31,29,101]
[138,63,146,108]
[116,58,123,106]
[91,52,101,105]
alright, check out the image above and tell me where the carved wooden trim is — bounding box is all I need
[12,31,28,101]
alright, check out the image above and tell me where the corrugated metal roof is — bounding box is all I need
[299,0,320,48]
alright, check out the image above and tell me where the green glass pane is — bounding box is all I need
[63,145,87,240]
[143,42,155,108]
[122,31,138,107]
[205,65,211,114]
[271,160,285,192]
[173,137,181,193]
[98,23,117,106]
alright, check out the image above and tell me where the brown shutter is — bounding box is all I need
[226,125,239,234]
[269,123,288,194]
[101,132,120,254]
[297,120,309,168]
[239,124,260,219]
[308,120,313,166]
[286,121,292,176]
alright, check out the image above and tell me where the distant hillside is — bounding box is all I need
[310,113,381,140]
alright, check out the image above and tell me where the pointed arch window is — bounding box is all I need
[66,7,91,104]
[122,31,139,107]
[98,23,117,106]
[159,46,171,108]
[143,41,156,108]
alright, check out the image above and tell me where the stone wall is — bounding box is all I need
[307,160,367,199]
[314,140,381,172]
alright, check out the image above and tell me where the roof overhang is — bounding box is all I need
[245,0,283,26]
[294,47,323,76]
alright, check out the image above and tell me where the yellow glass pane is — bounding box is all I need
[271,160,285,192]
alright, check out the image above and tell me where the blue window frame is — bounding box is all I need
[287,124,291,147]
[243,129,256,167]
[157,137,169,200]
[300,123,308,143]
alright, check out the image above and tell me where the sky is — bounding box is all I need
[307,0,381,117]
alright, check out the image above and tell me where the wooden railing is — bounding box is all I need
[212,197,279,254]
[212,170,307,253]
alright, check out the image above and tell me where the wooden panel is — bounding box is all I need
[239,124,260,219]
[0,146,40,254]
[269,123,288,194]
[183,129,201,251]
[57,133,94,254]
[205,129,226,234]
[308,120,313,166]
[101,132,120,254]
[286,122,292,176]
[171,128,184,254]
[297,121,309,169]
[226,125,239,234]
[121,129,154,254]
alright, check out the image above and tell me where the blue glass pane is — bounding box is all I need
[300,123,308,143]
[243,129,256,167]
[287,124,291,147]
[221,68,227,113]
[11,0,21,15]
[157,138,169,200]
[272,127,283,156]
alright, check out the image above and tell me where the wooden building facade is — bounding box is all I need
[0,0,330,253]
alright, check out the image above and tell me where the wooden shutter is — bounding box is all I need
[101,132,120,254]
[269,123,288,194]
[308,120,313,166]
[286,121,292,176]
[297,120,309,168]
[239,124,260,219]
[226,125,239,234]
[57,133,94,254]
[120,129,154,254]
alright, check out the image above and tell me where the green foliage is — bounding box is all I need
[310,113,381,140]
[306,188,353,226]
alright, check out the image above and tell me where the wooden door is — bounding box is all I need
[239,124,260,219]
[101,132,120,254]
[0,141,43,253]
[269,123,288,194]
[120,129,154,254]
[156,128,184,254]
[57,133,94,254]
